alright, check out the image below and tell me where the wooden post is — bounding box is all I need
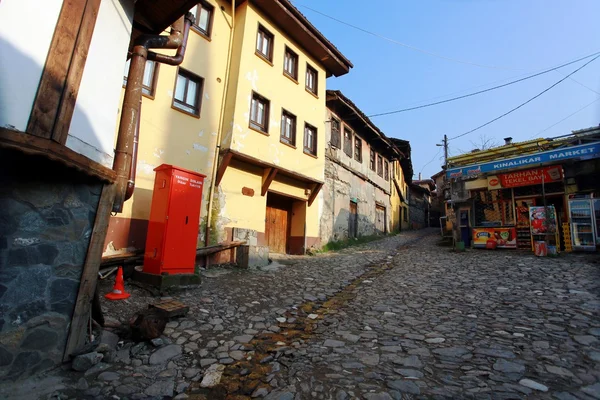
[63,183,115,361]
[27,0,101,142]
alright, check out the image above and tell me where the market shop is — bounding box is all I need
[446,128,600,252]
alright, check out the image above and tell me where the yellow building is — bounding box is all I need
[104,0,352,259]
[390,139,412,232]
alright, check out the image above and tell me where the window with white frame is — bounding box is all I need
[173,68,203,116]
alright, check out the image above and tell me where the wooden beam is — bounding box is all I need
[307,182,323,207]
[215,151,233,187]
[28,0,88,138]
[261,167,278,196]
[0,127,116,182]
[53,0,102,144]
[63,183,116,361]
[227,149,323,185]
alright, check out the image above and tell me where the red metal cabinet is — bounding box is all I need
[143,164,206,275]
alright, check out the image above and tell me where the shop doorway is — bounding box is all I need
[459,208,471,247]
[265,193,292,254]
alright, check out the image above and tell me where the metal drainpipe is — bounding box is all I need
[124,98,141,201]
[113,14,193,213]
[203,0,235,265]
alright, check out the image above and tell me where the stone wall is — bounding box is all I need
[320,159,388,245]
[0,149,102,380]
[232,228,269,268]
[409,195,428,229]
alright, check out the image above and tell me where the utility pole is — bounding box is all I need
[443,134,448,171]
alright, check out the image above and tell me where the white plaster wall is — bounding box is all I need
[0,0,62,131]
[67,0,134,167]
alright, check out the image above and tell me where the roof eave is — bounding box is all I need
[244,0,353,77]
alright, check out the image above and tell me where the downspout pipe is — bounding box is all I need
[113,14,193,213]
[203,0,235,260]
[124,98,141,201]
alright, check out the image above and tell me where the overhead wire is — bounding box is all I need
[292,1,514,70]
[365,51,600,119]
[418,148,443,175]
[528,97,600,139]
[448,53,600,141]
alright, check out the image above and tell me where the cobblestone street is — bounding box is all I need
[3,229,600,400]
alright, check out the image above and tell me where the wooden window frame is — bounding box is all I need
[305,63,318,96]
[370,148,376,171]
[377,154,383,177]
[124,59,160,99]
[191,1,214,39]
[172,67,203,118]
[330,117,341,148]
[283,46,298,82]
[354,137,362,163]
[343,127,353,158]
[384,160,389,181]
[249,91,270,134]
[256,24,274,63]
[303,123,317,157]
[280,109,296,147]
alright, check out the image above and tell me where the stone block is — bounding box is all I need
[72,352,103,372]
[8,351,41,379]
[43,207,71,227]
[0,346,13,367]
[49,279,79,316]
[9,300,47,324]
[21,329,58,351]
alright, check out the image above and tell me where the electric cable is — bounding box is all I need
[293,1,514,70]
[364,51,600,119]
[528,97,600,139]
[448,54,600,141]
[418,148,443,176]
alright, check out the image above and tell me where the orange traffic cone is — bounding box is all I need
[105,267,130,300]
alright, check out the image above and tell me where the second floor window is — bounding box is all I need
[354,137,362,162]
[343,127,353,157]
[280,110,296,146]
[330,118,341,148]
[124,59,158,97]
[173,68,203,116]
[256,25,274,62]
[384,160,389,180]
[191,1,213,37]
[370,149,376,171]
[306,64,318,95]
[377,154,383,177]
[283,47,298,80]
[304,124,317,156]
[250,92,270,133]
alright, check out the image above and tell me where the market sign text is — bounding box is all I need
[488,166,563,189]
[446,142,600,179]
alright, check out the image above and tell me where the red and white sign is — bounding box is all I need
[488,166,562,189]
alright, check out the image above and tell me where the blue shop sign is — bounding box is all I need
[446,142,600,179]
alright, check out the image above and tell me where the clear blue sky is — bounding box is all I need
[293,0,600,180]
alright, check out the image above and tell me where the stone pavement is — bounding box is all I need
[2,229,599,400]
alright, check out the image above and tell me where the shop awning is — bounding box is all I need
[446,142,600,179]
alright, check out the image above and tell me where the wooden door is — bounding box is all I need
[376,204,386,233]
[266,195,290,253]
[349,201,358,238]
